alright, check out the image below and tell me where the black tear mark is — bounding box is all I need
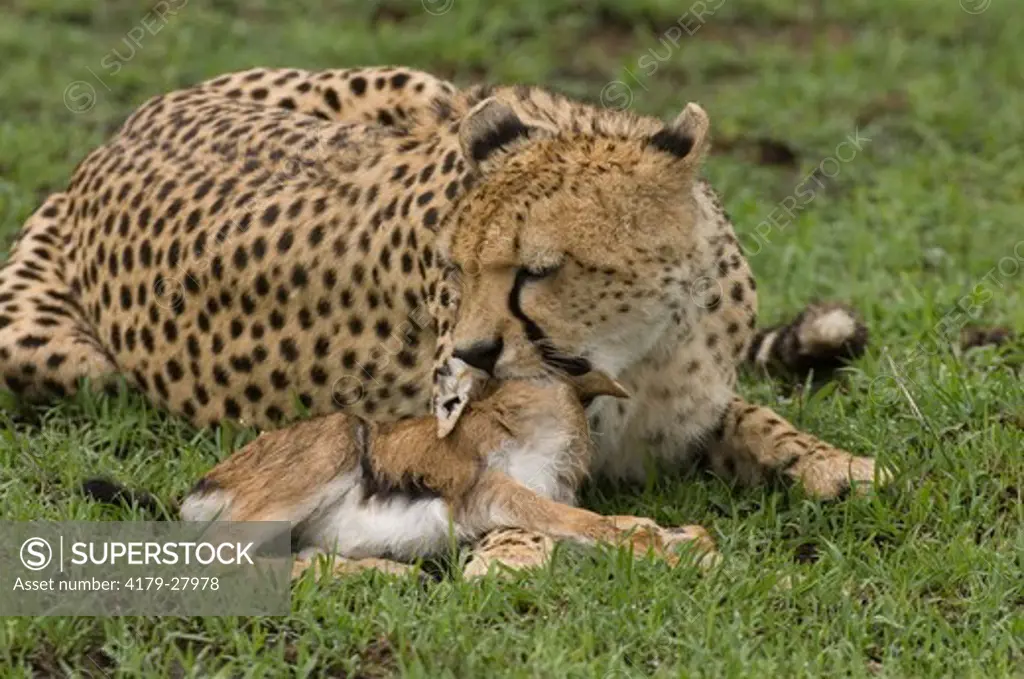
[507,269,592,376]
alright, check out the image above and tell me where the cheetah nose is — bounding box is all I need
[452,338,504,376]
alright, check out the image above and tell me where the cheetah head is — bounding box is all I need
[435,96,713,428]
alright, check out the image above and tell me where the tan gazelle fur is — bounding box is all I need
[181,362,716,578]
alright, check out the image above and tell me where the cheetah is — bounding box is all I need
[4,66,881,573]
[179,361,715,578]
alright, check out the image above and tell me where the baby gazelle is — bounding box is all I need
[181,364,715,578]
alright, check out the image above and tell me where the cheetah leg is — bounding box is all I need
[460,472,716,578]
[745,302,868,380]
[290,549,417,580]
[0,194,118,401]
[706,396,889,499]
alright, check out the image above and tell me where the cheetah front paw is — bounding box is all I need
[608,517,719,568]
[463,528,554,579]
[789,450,891,499]
[660,525,721,569]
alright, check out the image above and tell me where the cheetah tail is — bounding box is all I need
[745,302,868,380]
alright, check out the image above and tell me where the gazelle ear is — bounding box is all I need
[435,357,488,438]
[568,370,630,401]
[646,102,711,167]
[459,97,536,173]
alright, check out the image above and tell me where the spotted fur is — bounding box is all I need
[3,66,884,574]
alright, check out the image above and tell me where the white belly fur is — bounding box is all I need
[304,479,457,560]
[303,416,578,560]
[485,415,578,506]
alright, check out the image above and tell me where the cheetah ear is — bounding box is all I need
[459,98,537,172]
[647,102,711,167]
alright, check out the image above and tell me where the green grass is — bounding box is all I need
[1,0,1022,676]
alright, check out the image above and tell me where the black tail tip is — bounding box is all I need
[80,477,169,518]
[81,477,129,503]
